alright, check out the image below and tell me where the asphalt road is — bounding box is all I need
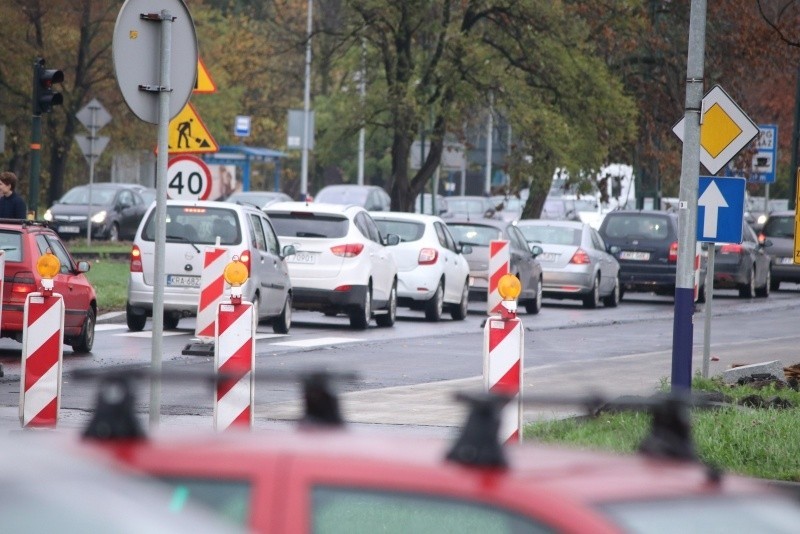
[1,286,799,433]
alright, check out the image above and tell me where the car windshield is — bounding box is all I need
[446,199,488,215]
[0,231,23,261]
[762,216,794,238]
[603,215,670,240]
[269,212,349,239]
[315,187,369,206]
[600,495,800,533]
[59,186,117,205]
[374,219,425,242]
[519,225,580,246]
[158,476,251,528]
[142,206,241,245]
[447,224,501,246]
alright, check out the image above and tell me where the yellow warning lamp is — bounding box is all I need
[497,274,521,301]
[37,250,61,293]
[223,256,248,302]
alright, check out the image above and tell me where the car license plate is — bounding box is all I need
[538,252,558,262]
[166,275,201,288]
[781,257,796,265]
[286,251,317,264]
[620,251,650,261]
[58,225,80,234]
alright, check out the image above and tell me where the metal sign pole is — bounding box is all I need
[150,9,173,427]
[701,245,715,378]
[86,106,96,246]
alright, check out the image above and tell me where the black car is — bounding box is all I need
[598,210,706,301]
[760,210,800,290]
[712,220,771,298]
[44,183,153,241]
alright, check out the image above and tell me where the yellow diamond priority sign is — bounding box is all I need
[672,85,758,175]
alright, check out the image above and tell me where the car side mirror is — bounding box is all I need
[281,244,296,258]
[530,245,543,257]
[384,233,400,246]
[460,244,472,255]
[76,260,91,273]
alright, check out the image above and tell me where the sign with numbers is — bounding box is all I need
[751,124,777,183]
[167,155,212,200]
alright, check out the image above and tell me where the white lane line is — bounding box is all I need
[272,336,364,348]
[96,324,127,331]
[115,331,188,338]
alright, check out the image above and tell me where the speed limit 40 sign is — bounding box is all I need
[167,155,212,200]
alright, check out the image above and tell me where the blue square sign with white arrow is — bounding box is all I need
[697,176,745,244]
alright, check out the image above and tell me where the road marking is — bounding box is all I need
[254,334,287,341]
[116,331,187,339]
[272,336,364,348]
[96,324,127,332]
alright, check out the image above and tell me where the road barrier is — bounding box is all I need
[483,274,523,443]
[195,246,229,341]
[487,240,510,315]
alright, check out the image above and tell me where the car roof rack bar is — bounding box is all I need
[446,391,511,469]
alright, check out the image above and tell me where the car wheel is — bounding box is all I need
[755,268,770,298]
[163,313,180,330]
[582,274,600,308]
[525,277,542,315]
[349,285,371,330]
[273,293,292,334]
[738,266,756,298]
[251,293,262,324]
[770,270,780,291]
[72,307,96,354]
[450,279,469,321]
[602,275,620,308]
[696,282,707,304]
[424,280,444,321]
[126,303,146,332]
[376,282,397,327]
[109,222,120,242]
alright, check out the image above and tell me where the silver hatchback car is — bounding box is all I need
[126,200,295,333]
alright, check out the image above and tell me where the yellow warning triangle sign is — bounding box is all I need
[167,102,218,154]
[194,58,216,94]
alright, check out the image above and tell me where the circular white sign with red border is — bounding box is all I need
[167,155,212,200]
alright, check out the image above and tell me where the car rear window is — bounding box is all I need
[374,219,424,242]
[518,225,580,246]
[315,187,369,205]
[762,215,794,238]
[602,215,670,240]
[269,212,349,238]
[447,224,502,246]
[0,231,23,262]
[141,206,241,245]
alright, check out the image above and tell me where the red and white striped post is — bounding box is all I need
[213,258,256,431]
[483,274,524,444]
[488,240,510,315]
[196,246,229,341]
[19,251,65,428]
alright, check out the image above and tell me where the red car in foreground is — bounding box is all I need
[0,219,96,352]
[76,371,800,533]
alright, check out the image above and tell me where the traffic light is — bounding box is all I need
[32,58,64,115]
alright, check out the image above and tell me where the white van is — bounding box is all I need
[126,200,295,333]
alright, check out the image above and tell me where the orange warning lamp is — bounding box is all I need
[37,250,60,293]
[223,256,248,303]
[497,274,521,301]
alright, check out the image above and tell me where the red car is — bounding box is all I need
[78,374,800,533]
[0,219,96,353]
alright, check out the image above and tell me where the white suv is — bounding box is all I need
[265,202,399,329]
[126,200,295,333]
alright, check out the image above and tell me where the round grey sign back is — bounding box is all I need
[113,0,197,124]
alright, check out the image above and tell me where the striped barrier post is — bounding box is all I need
[213,258,255,431]
[483,274,523,444]
[195,246,229,341]
[19,252,64,428]
[488,240,510,315]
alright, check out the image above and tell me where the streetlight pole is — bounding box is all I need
[357,38,366,186]
[300,0,313,199]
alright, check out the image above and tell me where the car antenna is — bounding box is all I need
[446,391,511,469]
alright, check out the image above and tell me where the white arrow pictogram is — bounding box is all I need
[698,180,728,238]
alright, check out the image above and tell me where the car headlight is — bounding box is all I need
[43,209,53,221]
[91,210,107,224]
[757,214,767,225]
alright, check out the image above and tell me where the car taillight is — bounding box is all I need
[331,243,364,257]
[569,248,590,264]
[130,245,142,273]
[239,250,252,274]
[418,248,438,265]
[720,244,743,254]
[11,271,37,298]
[668,241,678,263]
